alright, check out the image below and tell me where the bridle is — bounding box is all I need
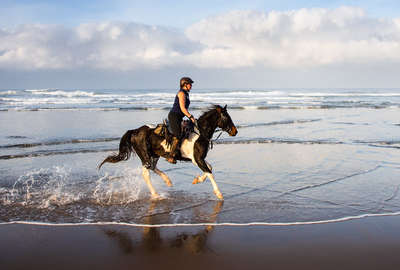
[195,113,234,149]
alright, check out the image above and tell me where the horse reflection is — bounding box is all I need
[103,200,223,255]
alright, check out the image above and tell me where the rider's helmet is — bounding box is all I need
[180,77,194,89]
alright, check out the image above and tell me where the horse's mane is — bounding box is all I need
[198,105,221,121]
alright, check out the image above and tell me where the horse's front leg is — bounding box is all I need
[195,158,223,200]
[207,172,223,200]
[192,161,212,184]
[192,173,207,184]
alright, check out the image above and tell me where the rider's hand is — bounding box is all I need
[189,115,196,123]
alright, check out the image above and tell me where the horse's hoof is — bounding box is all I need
[192,177,199,185]
[214,191,224,200]
[151,194,162,201]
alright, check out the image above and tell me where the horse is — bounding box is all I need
[98,105,238,200]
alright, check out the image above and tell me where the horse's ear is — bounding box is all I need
[223,104,227,111]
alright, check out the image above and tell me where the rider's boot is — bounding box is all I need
[166,136,180,164]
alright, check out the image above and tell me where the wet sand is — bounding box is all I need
[1,106,400,269]
[1,215,400,270]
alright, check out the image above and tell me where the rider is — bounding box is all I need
[166,77,196,164]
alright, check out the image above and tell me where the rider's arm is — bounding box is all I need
[178,91,194,121]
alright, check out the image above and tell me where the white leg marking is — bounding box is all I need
[192,173,207,185]
[142,166,159,199]
[154,167,173,187]
[193,173,207,184]
[192,161,212,184]
[206,173,224,200]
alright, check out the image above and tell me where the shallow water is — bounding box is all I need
[1,90,400,225]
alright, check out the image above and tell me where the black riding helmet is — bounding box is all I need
[180,77,194,88]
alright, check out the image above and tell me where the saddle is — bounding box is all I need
[153,119,195,144]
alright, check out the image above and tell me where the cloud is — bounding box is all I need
[186,6,400,68]
[0,22,197,70]
[1,6,400,71]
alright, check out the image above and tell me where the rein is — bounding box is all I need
[190,107,230,150]
[194,125,223,149]
[210,130,223,149]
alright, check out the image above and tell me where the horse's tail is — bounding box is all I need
[98,130,135,170]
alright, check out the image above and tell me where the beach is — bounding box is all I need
[1,88,400,268]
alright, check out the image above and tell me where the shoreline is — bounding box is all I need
[2,210,400,228]
[2,214,400,270]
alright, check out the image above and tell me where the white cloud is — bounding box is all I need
[0,22,193,70]
[186,6,400,68]
[1,7,400,71]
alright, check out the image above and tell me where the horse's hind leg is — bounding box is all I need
[142,166,160,200]
[151,158,173,187]
[153,168,172,187]
[135,146,160,199]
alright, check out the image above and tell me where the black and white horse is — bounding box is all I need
[98,105,237,200]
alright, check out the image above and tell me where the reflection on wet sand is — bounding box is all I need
[104,230,134,254]
[103,200,224,254]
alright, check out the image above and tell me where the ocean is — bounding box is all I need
[1,88,400,226]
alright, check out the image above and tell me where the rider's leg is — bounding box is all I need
[166,136,180,164]
[166,112,183,164]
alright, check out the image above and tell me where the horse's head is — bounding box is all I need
[215,105,238,136]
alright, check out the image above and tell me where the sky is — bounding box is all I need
[1,0,400,89]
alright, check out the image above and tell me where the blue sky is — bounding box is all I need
[2,0,399,27]
[1,1,400,89]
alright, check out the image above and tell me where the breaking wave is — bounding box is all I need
[1,88,400,111]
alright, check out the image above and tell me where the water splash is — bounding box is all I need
[1,166,145,209]
[3,167,80,208]
[93,167,144,205]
